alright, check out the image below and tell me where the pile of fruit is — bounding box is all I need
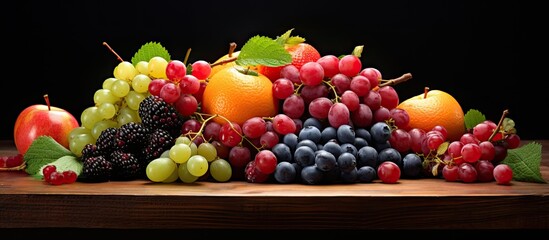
[8,29,544,186]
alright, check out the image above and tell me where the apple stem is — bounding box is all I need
[210,56,237,67]
[184,48,192,65]
[43,94,51,111]
[488,109,510,141]
[102,42,124,62]
[209,42,238,68]
[228,42,237,57]
[423,87,429,99]
[379,73,413,87]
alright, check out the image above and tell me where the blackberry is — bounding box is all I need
[80,156,112,182]
[139,95,184,138]
[109,150,142,180]
[140,128,175,165]
[96,127,118,155]
[81,143,101,162]
[115,122,149,154]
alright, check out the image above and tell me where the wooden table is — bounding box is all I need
[1,140,548,236]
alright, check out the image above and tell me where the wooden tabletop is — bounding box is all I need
[1,140,548,230]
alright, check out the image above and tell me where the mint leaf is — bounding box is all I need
[501,142,546,183]
[131,41,171,65]
[236,36,292,67]
[464,109,486,131]
[24,136,74,175]
[33,155,82,178]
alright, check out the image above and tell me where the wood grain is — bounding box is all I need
[1,140,548,230]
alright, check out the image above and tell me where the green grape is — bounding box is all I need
[97,102,117,119]
[111,79,130,98]
[125,91,146,111]
[94,89,120,105]
[117,107,140,126]
[148,56,168,79]
[68,126,91,141]
[178,162,198,183]
[160,149,171,158]
[162,165,180,183]
[209,159,232,182]
[175,136,192,145]
[169,143,192,164]
[69,133,95,157]
[186,155,208,177]
[197,142,217,162]
[136,61,149,75]
[81,106,103,129]
[189,142,198,156]
[132,74,152,93]
[146,157,177,182]
[103,77,117,90]
[114,61,138,81]
[91,119,118,139]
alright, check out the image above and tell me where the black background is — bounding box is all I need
[2,1,540,140]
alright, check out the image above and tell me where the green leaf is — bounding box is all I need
[275,28,294,45]
[236,36,292,67]
[503,117,515,132]
[501,142,546,183]
[33,155,83,179]
[286,36,305,45]
[464,109,486,130]
[352,45,364,58]
[24,136,74,175]
[436,142,449,156]
[131,42,171,65]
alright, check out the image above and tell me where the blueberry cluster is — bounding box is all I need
[270,118,423,184]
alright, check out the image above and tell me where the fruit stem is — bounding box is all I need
[184,48,192,65]
[423,87,429,99]
[322,80,340,103]
[102,42,124,62]
[210,56,237,67]
[379,73,413,88]
[228,42,237,57]
[44,94,51,111]
[488,109,509,142]
[209,42,238,67]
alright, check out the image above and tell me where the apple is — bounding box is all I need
[13,94,80,155]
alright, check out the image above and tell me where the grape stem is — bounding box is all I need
[488,109,510,142]
[379,73,413,88]
[102,42,124,62]
[184,48,192,65]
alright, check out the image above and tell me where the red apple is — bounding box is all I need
[13,94,80,155]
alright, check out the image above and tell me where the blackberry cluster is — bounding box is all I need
[79,96,185,182]
[139,95,184,138]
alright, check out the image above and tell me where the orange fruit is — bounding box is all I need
[397,89,465,141]
[257,42,321,81]
[202,66,278,125]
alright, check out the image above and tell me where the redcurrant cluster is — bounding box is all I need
[42,165,78,185]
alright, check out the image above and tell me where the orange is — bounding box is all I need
[397,89,465,141]
[257,42,321,81]
[202,66,278,125]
